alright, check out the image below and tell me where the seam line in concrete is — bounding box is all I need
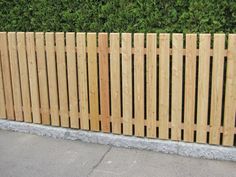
[87,146,112,177]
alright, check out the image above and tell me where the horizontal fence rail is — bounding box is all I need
[0,32,235,146]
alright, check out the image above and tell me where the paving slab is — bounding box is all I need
[0,130,110,177]
[0,130,235,177]
[89,147,236,177]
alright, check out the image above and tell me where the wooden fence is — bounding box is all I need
[0,32,235,147]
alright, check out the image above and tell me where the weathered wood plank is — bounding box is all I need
[0,32,14,120]
[122,33,132,135]
[184,34,197,142]
[35,32,50,125]
[209,34,225,145]
[159,33,170,139]
[87,33,99,131]
[56,32,69,127]
[66,32,79,128]
[77,32,89,130]
[196,34,211,143]
[134,33,144,137]
[223,34,236,146]
[26,32,41,123]
[8,32,23,121]
[171,34,183,141]
[146,33,157,138]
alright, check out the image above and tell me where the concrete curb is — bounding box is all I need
[0,119,235,162]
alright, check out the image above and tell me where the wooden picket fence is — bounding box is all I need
[0,32,235,147]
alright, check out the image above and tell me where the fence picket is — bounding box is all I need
[46,33,59,126]
[159,33,170,139]
[209,34,225,145]
[0,32,14,120]
[77,32,89,130]
[8,32,23,121]
[134,33,144,137]
[98,33,110,132]
[171,34,183,140]
[223,34,236,146]
[17,33,32,123]
[35,32,50,125]
[87,33,99,131]
[0,50,6,118]
[26,32,41,123]
[56,32,69,127]
[196,34,211,143]
[184,34,197,142]
[110,33,121,134]
[146,34,157,138]
[66,33,79,128]
[122,33,132,135]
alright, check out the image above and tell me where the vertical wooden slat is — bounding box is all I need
[98,33,110,132]
[134,33,144,137]
[184,34,197,142]
[87,33,99,131]
[0,51,6,118]
[66,32,79,128]
[17,32,32,122]
[46,32,59,126]
[77,32,89,130]
[8,32,23,121]
[196,34,211,143]
[35,32,50,125]
[159,33,170,139]
[110,33,121,134]
[171,34,183,140]
[0,32,14,119]
[122,33,132,135]
[56,32,69,128]
[209,34,225,145]
[26,32,41,123]
[146,33,157,138]
[223,34,236,146]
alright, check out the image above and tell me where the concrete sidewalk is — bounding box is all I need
[0,130,235,177]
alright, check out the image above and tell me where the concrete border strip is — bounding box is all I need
[0,119,235,161]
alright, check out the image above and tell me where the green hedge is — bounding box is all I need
[1,0,236,33]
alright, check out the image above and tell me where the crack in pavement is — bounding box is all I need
[87,146,112,177]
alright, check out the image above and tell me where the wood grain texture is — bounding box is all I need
[0,49,6,118]
[209,34,225,145]
[46,32,59,126]
[134,33,144,137]
[77,32,89,130]
[159,33,170,139]
[222,34,236,146]
[146,33,157,138]
[184,34,197,142]
[56,32,69,128]
[110,33,121,134]
[26,32,41,123]
[122,33,132,135]
[35,32,50,125]
[171,34,183,141]
[98,33,110,132]
[8,32,23,121]
[87,33,99,131]
[66,32,79,129]
[17,32,32,122]
[196,34,211,143]
[0,32,14,120]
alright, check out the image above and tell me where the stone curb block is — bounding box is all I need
[0,119,235,162]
